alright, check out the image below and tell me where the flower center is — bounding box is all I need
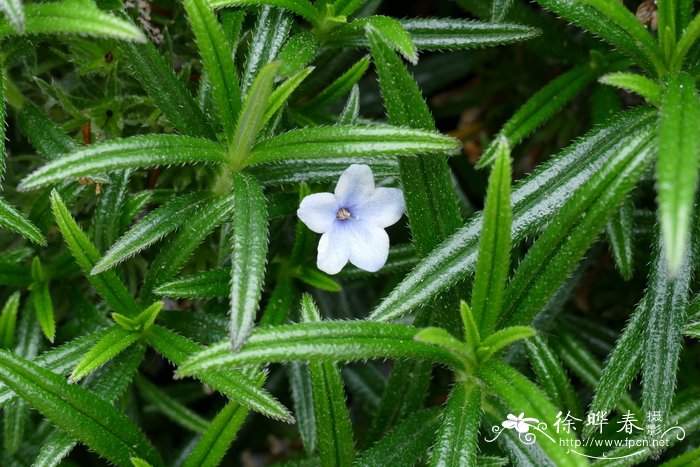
[336,207,352,220]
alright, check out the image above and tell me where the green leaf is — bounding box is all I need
[184,0,241,142]
[356,408,440,467]
[112,301,163,333]
[119,40,215,139]
[297,56,370,114]
[430,382,481,467]
[0,349,162,466]
[248,156,399,185]
[240,6,291,95]
[263,66,314,126]
[0,1,146,41]
[141,193,236,302]
[671,12,700,71]
[525,335,583,419]
[229,173,269,350]
[50,191,140,317]
[301,295,355,467]
[92,192,209,274]
[642,230,693,429]
[471,138,511,335]
[0,67,6,182]
[370,108,656,323]
[491,0,512,21]
[3,399,27,455]
[276,32,318,77]
[293,266,341,292]
[17,103,76,160]
[605,197,635,280]
[155,268,229,299]
[230,61,280,165]
[478,327,534,363]
[599,72,662,106]
[400,18,540,51]
[499,114,656,327]
[31,276,55,342]
[459,301,480,349]
[69,326,140,382]
[0,0,23,32]
[0,292,19,349]
[145,325,293,422]
[535,0,663,75]
[478,61,600,168]
[19,135,226,191]
[328,16,418,63]
[135,375,209,433]
[657,0,677,60]
[338,84,360,124]
[245,125,460,166]
[584,296,646,437]
[288,362,316,455]
[209,0,317,24]
[478,361,588,467]
[183,397,254,467]
[176,321,468,377]
[657,72,700,275]
[94,171,131,256]
[0,197,46,245]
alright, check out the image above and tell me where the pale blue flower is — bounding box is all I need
[297,164,406,275]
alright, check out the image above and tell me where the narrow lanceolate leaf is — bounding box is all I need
[184,0,241,142]
[402,18,540,51]
[479,362,588,467]
[120,40,215,139]
[356,409,441,467]
[476,326,534,362]
[0,197,45,244]
[248,157,399,185]
[229,174,268,350]
[328,16,418,63]
[300,296,355,467]
[642,230,693,429]
[298,56,370,114]
[240,6,291,95]
[0,350,162,466]
[500,117,655,327]
[0,67,6,182]
[19,136,226,191]
[478,62,600,167]
[145,325,293,422]
[176,321,468,377]
[183,398,254,467]
[671,12,700,71]
[230,62,280,164]
[534,0,663,75]
[135,376,209,433]
[657,72,700,276]
[605,197,634,280]
[0,0,23,32]
[212,0,315,22]
[0,292,20,349]
[263,66,314,126]
[70,326,140,382]
[246,125,460,166]
[370,108,656,323]
[92,192,209,274]
[599,72,662,106]
[657,0,677,60]
[50,191,140,317]
[31,279,55,342]
[430,383,481,467]
[471,139,511,335]
[585,296,647,437]
[155,268,229,299]
[525,335,582,419]
[0,1,145,41]
[491,0,512,21]
[141,193,236,302]
[288,362,316,455]
[93,170,131,253]
[17,103,76,160]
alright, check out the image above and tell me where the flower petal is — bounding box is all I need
[346,223,390,272]
[355,187,405,228]
[502,421,517,429]
[515,423,530,433]
[298,192,338,234]
[335,164,375,208]
[317,225,350,275]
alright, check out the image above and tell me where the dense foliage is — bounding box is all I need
[1,0,700,465]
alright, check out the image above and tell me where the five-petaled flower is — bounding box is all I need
[297,164,405,275]
[502,413,539,433]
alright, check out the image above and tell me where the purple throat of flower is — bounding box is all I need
[336,207,353,220]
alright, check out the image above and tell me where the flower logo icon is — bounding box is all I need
[502,413,539,433]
